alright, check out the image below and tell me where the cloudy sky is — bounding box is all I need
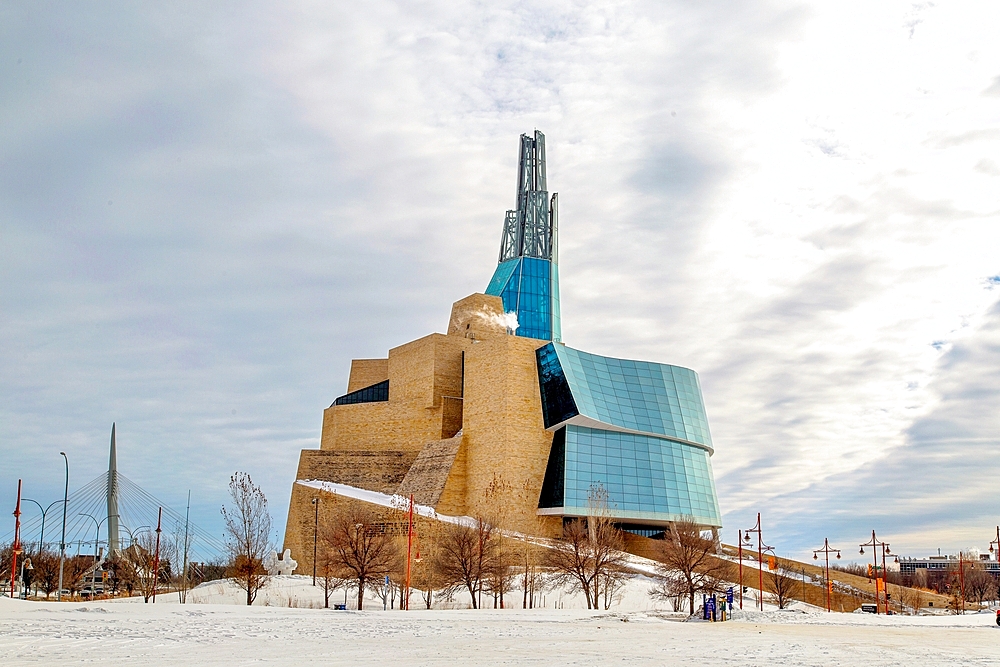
[3,1,999,562]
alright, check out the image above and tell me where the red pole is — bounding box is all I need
[738,530,743,610]
[152,507,162,603]
[404,495,414,611]
[10,480,22,598]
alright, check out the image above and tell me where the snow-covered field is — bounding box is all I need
[2,577,997,666]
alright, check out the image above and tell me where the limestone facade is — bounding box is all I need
[283,293,561,574]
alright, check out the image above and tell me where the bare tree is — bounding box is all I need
[433,521,493,608]
[765,568,797,609]
[167,520,194,603]
[103,552,136,598]
[651,518,730,616]
[129,537,159,602]
[544,486,631,610]
[221,472,273,606]
[411,526,446,609]
[32,550,60,599]
[599,565,630,610]
[320,503,400,610]
[483,474,515,608]
[519,537,544,609]
[895,581,925,615]
[965,564,994,607]
[650,570,690,612]
[62,555,93,600]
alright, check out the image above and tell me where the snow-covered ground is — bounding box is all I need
[2,577,998,666]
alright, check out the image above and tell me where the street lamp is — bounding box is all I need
[57,452,69,602]
[79,513,111,599]
[737,529,744,610]
[79,513,110,561]
[311,497,319,587]
[22,499,65,556]
[743,513,773,611]
[859,530,890,614]
[812,538,841,613]
[127,525,153,546]
[989,526,1000,561]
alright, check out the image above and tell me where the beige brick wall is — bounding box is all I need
[461,334,560,536]
[284,292,567,563]
[447,293,508,339]
[347,359,389,392]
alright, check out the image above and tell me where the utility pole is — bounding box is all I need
[181,491,191,604]
[57,452,69,602]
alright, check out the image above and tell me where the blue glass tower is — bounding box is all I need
[485,131,561,342]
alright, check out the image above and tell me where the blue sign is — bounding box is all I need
[726,587,734,605]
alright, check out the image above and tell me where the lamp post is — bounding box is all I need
[57,452,69,602]
[859,530,890,615]
[124,525,152,547]
[79,513,111,599]
[311,497,319,586]
[743,513,773,611]
[22,499,64,556]
[79,514,110,562]
[812,538,841,612]
[737,529,744,610]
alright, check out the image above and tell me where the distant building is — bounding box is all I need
[282,132,721,573]
[897,553,1000,591]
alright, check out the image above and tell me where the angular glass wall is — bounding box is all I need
[537,425,721,527]
[536,343,721,528]
[537,343,712,448]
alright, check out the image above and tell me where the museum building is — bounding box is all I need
[283,131,721,569]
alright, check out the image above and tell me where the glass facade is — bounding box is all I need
[536,344,712,448]
[536,343,721,528]
[485,256,561,342]
[332,379,389,407]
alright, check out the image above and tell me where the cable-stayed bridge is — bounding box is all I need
[5,424,226,565]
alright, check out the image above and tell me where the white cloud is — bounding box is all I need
[2,0,999,559]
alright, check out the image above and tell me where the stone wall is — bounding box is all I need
[283,292,564,566]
